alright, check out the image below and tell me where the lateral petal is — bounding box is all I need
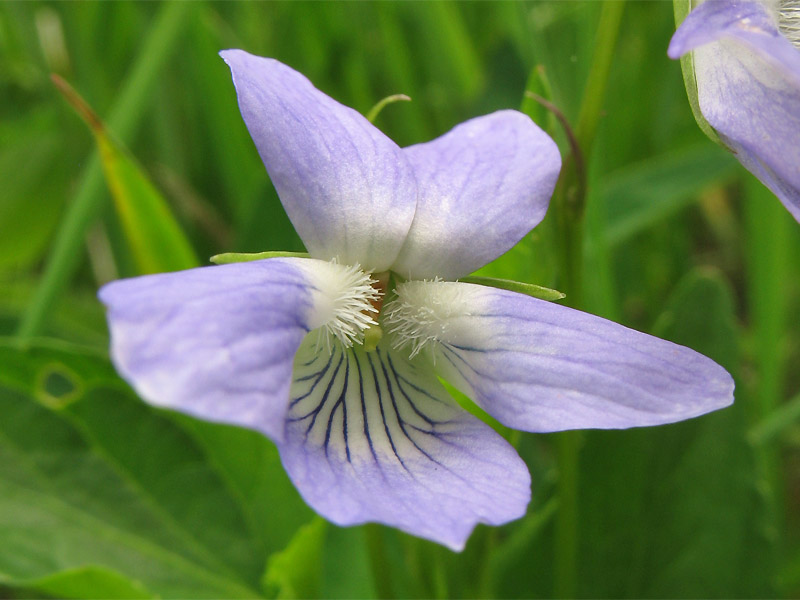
[392,111,561,280]
[99,258,372,443]
[669,0,800,220]
[279,337,530,550]
[388,281,734,432]
[221,50,418,270]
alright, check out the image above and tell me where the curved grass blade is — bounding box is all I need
[16,1,193,342]
[52,75,198,275]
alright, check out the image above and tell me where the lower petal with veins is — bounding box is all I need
[279,335,530,551]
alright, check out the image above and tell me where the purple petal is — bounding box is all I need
[279,338,530,550]
[100,258,333,442]
[389,281,733,432]
[392,111,561,280]
[221,50,418,270]
[669,0,800,221]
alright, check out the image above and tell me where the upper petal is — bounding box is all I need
[99,257,374,442]
[221,50,418,270]
[386,281,734,432]
[668,0,800,221]
[391,111,561,280]
[279,337,530,550]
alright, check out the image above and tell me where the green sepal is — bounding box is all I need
[209,251,310,265]
[673,0,722,145]
[458,276,565,302]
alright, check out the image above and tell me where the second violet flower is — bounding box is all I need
[669,0,800,221]
[99,50,734,550]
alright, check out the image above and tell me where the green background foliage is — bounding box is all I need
[1,1,798,598]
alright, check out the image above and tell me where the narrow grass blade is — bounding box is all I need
[53,75,198,274]
[16,1,193,341]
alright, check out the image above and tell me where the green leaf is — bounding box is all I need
[53,75,198,275]
[574,269,775,597]
[210,251,310,265]
[0,339,270,598]
[458,276,565,302]
[0,111,66,273]
[171,414,315,559]
[598,143,737,245]
[263,517,326,599]
[321,526,376,599]
[12,566,155,600]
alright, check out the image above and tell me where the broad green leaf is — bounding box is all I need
[0,339,271,598]
[321,526,376,599]
[573,270,775,597]
[263,517,326,599]
[0,111,66,273]
[12,566,154,600]
[172,414,315,559]
[53,75,198,275]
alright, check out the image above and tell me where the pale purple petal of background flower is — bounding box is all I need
[221,50,419,270]
[280,339,530,551]
[669,0,800,221]
[392,111,561,280]
[99,258,318,442]
[429,283,735,432]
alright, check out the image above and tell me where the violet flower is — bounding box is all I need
[669,0,800,221]
[99,51,734,550]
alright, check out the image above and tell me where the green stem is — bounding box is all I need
[16,1,193,342]
[552,2,625,597]
[574,0,626,151]
[364,525,394,599]
[743,176,791,554]
[553,432,580,599]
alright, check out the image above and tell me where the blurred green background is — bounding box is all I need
[1,1,799,598]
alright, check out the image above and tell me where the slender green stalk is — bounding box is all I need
[749,392,800,446]
[553,432,580,599]
[743,176,791,555]
[364,525,394,599]
[744,177,791,422]
[574,0,626,152]
[551,3,625,597]
[16,1,193,342]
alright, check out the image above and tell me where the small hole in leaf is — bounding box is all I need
[44,370,76,398]
[37,364,81,409]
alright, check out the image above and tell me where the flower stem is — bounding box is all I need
[365,525,394,599]
[551,2,625,597]
[554,432,580,598]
